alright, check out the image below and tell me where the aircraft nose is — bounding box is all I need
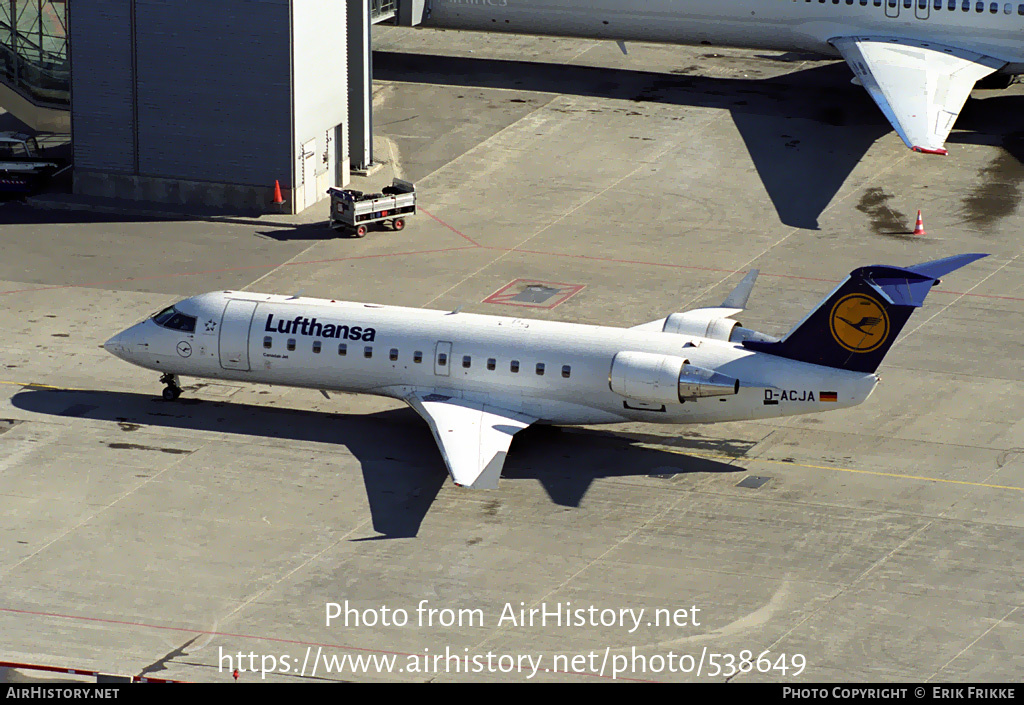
[103,329,134,360]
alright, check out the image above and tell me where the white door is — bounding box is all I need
[325,129,336,188]
[302,139,316,210]
[219,300,258,371]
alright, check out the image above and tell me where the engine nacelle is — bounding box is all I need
[609,351,740,405]
[662,311,740,341]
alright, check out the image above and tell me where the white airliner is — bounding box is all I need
[418,0,1024,154]
[103,254,984,489]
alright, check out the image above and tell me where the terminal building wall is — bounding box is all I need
[70,0,349,214]
[293,1,349,212]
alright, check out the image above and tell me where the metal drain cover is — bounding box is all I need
[737,475,771,489]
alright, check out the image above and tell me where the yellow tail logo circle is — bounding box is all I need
[829,294,889,353]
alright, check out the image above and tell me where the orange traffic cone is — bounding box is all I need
[912,209,926,236]
[272,180,284,205]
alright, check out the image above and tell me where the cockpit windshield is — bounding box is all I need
[152,306,196,333]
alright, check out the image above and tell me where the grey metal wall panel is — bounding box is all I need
[293,0,347,172]
[134,0,292,187]
[69,1,135,173]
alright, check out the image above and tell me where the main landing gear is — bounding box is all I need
[160,373,182,401]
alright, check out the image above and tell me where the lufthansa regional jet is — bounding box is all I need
[104,254,984,489]
[420,0,1024,154]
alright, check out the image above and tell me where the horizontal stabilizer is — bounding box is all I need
[907,253,989,282]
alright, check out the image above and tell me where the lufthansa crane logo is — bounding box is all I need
[829,294,889,353]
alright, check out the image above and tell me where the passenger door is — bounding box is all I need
[219,300,258,371]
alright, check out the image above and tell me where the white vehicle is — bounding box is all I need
[419,0,1024,154]
[0,131,57,171]
[0,131,60,194]
[104,254,985,489]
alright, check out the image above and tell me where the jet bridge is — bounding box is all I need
[0,0,69,132]
[349,0,408,173]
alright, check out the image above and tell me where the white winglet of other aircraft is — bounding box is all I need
[420,0,1024,154]
[104,254,986,489]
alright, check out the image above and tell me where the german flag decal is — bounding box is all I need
[820,391,838,402]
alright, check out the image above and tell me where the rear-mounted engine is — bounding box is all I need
[609,351,740,404]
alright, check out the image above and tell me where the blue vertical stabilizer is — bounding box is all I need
[742,254,987,373]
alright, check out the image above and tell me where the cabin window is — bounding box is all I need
[390,348,398,361]
[263,336,272,349]
[462,355,471,368]
[536,362,545,376]
[438,353,447,367]
[364,346,373,358]
[287,338,296,351]
[1005,3,1013,12]
[510,360,519,373]
[903,0,911,8]
[414,351,423,363]
[948,0,956,8]
[976,1,984,10]
[487,358,496,371]
[562,365,571,379]
[338,343,347,356]
[1019,3,1024,13]
[313,340,322,354]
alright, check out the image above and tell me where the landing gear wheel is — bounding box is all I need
[392,217,405,231]
[355,225,368,238]
[159,373,182,401]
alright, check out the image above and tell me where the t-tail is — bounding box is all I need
[742,254,988,373]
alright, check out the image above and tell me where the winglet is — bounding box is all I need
[721,269,759,310]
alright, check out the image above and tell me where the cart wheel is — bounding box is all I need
[393,218,405,231]
[355,225,368,238]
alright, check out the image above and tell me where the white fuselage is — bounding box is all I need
[422,0,1024,70]
[105,291,878,426]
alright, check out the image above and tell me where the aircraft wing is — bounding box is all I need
[831,37,1005,155]
[406,393,535,489]
[631,269,758,331]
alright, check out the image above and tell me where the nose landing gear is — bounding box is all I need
[160,373,182,401]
